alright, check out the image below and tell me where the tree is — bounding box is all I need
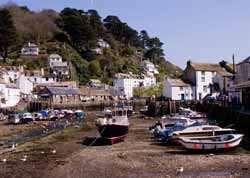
[88,10,106,38]
[58,8,98,57]
[139,30,149,48]
[0,8,18,62]
[88,60,102,77]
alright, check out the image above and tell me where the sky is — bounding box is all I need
[1,0,250,68]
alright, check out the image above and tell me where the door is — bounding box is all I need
[181,94,185,101]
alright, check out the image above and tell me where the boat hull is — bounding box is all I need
[98,124,129,144]
[178,135,243,151]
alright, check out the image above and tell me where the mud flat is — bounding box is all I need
[0,113,249,178]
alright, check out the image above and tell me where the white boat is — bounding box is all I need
[178,134,243,151]
[169,125,235,138]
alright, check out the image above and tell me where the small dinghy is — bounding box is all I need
[178,134,243,151]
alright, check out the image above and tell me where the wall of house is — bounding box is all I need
[0,84,20,108]
[236,62,250,83]
[52,94,80,104]
[195,71,215,100]
[163,79,194,100]
[114,76,156,98]
[163,79,172,98]
[48,56,62,67]
[213,74,232,93]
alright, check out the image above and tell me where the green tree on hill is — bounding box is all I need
[89,60,102,77]
[0,8,18,62]
[58,8,98,57]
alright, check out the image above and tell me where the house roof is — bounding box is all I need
[167,78,190,87]
[49,54,62,58]
[233,81,250,89]
[190,62,222,71]
[51,62,68,67]
[46,87,80,95]
[79,87,111,96]
[238,56,250,65]
[217,70,234,77]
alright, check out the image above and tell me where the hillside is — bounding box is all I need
[0,4,182,85]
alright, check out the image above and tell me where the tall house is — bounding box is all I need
[184,62,225,100]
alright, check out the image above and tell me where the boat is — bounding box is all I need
[20,113,35,124]
[33,112,44,121]
[8,114,21,124]
[96,104,129,144]
[75,110,85,118]
[150,120,202,142]
[168,125,235,141]
[178,134,243,151]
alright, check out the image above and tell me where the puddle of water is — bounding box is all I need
[0,117,85,147]
[181,171,231,177]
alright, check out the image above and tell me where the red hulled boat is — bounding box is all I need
[96,104,129,144]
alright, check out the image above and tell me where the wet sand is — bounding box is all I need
[0,113,250,178]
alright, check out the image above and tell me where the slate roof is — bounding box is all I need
[167,78,191,87]
[190,62,222,71]
[46,87,80,95]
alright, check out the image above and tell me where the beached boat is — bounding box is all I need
[8,114,21,124]
[75,110,85,118]
[20,113,35,124]
[178,134,243,151]
[169,125,235,139]
[150,120,202,142]
[96,104,129,144]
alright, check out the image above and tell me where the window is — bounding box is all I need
[201,71,205,75]
[203,86,207,92]
[180,86,183,91]
[201,76,205,82]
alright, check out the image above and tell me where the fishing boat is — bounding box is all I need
[96,104,129,144]
[169,125,235,140]
[178,134,243,151]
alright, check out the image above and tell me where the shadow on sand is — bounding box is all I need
[80,137,123,146]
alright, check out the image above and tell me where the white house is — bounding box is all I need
[0,66,23,83]
[48,54,63,68]
[93,39,110,55]
[139,60,159,75]
[163,77,194,100]
[48,54,69,78]
[0,83,20,108]
[184,62,235,100]
[21,42,39,56]
[113,73,156,98]
[17,73,57,95]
